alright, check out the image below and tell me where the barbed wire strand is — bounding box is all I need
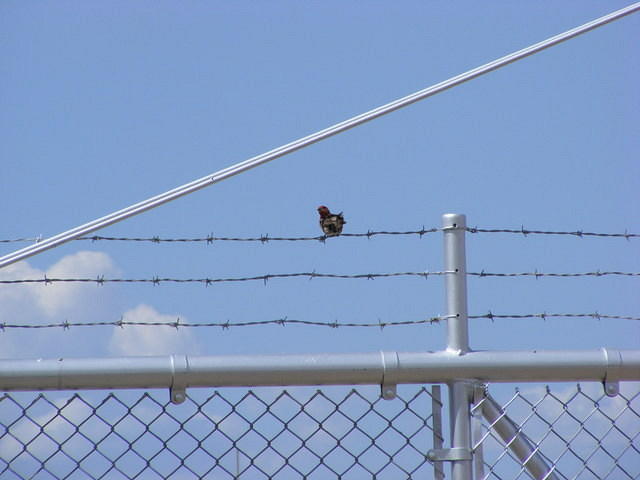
[0,229,438,244]
[465,227,638,239]
[0,271,451,285]
[1,225,638,244]
[1,270,638,286]
[469,312,639,322]
[467,270,640,278]
[0,313,636,331]
[0,315,453,330]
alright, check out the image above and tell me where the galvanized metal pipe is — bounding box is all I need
[443,214,473,479]
[2,2,639,270]
[1,349,638,392]
[443,213,470,353]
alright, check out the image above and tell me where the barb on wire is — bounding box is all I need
[2,270,638,286]
[466,227,639,239]
[0,237,42,244]
[0,312,637,331]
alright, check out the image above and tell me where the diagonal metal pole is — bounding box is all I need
[2,2,639,270]
[481,392,559,480]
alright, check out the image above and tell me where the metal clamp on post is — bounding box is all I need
[380,351,399,400]
[427,447,472,462]
[170,355,189,404]
[602,347,622,397]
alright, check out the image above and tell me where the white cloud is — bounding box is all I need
[40,251,119,316]
[0,251,201,359]
[108,304,201,356]
[0,250,120,319]
[0,251,123,358]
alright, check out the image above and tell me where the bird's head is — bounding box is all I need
[317,205,330,218]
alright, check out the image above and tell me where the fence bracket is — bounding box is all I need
[427,447,472,462]
[602,347,622,397]
[380,351,399,400]
[170,355,189,404]
[381,383,397,400]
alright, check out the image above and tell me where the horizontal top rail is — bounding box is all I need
[1,348,638,393]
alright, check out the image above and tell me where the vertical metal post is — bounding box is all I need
[443,213,473,480]
[431,385,445,480]
[443,213,470,353]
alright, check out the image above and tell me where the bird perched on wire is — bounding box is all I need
[317,205,346,237]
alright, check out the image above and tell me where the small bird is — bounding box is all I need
[317,205,346,236]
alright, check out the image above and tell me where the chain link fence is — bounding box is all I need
[0,386,440,479]
[472,383,640,480]
[1,383,638,479]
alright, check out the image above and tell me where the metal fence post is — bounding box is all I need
[443,213,473,480]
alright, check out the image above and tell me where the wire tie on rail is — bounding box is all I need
[308,270,317,281]
[117,316,124,328]
[487,311,494,323]
[331,320,339,329]
[0,321,5,332]
[366,230,373,239]
[96,275,105,286]
[624,229,630,241]
[593,312,601,321]
[222,320,230,330]
[576,230,583,238]
[36,234,43,243]
[263,274,270,286]
[206,234,214,245]
[277,317,287,326]
[43,274,50,285]
[151,236,160,243]
[540,312,547,321]
[152,276,160,286]
[521,225,529,237]
[535,269,541,280]
[260,234,269,244]
[479,269,486,278]
[468,226,478,234]
[63,319,70,330]
[205,278,212,287]
[419,226,426,237]
[173,318,180,330]
[378,318,385,330]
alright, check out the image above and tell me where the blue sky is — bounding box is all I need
[1,1,638,361]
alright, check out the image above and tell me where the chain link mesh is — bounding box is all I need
[472,383,640,480]
[1,386,438,479]
[2,383,639,479]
